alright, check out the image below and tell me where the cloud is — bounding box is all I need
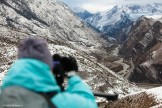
[59,0,86,7]
[59,0,162,13]
[81,4,114,13]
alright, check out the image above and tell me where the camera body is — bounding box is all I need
[52,54,78,91]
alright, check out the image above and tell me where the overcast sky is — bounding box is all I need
[59,0,162,13]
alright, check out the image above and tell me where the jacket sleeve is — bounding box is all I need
[51,76,98,108]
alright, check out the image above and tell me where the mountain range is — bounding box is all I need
[74,3,162,41]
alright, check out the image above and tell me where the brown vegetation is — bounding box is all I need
[98,91,160,108]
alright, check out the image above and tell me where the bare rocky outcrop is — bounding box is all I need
[120,16,162,83]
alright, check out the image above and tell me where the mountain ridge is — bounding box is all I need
[75,3,162,41]
[119,15,162,83]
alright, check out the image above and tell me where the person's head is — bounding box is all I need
[18,37,53,69]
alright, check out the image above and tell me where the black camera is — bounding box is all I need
[52,54,78,91]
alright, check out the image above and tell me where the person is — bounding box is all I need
[0,37,98,108]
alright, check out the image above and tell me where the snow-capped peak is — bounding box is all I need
[146,15,162,21]
[106,3,162,21]
[84,3,162,39]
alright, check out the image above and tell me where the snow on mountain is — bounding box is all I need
[0,0,139,95]
[85,3,162,41]
[146,15,162,21]
[128,4,162,20]
[87,3,162,31]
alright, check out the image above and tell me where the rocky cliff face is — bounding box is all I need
[0,0,139,95]
[101,13,133,42]
[120,16,162,83]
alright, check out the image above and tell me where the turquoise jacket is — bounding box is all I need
[2,58,98,108]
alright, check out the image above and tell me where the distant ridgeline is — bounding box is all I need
[74,3,162,42]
